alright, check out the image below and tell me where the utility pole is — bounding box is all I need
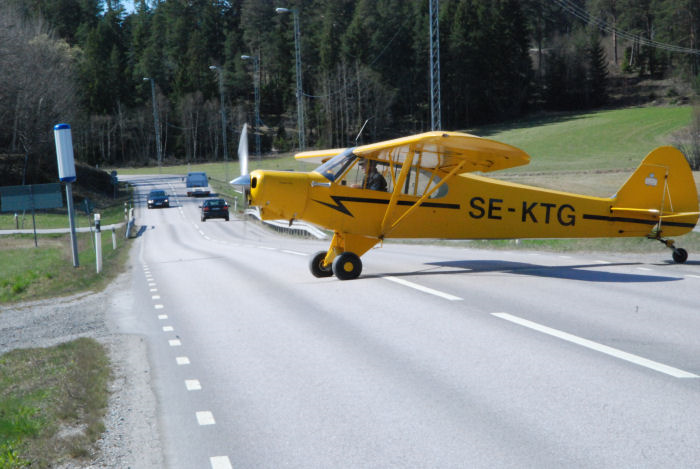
[276,7,305,150]
[429,0,442,131]
[143,77,162,169]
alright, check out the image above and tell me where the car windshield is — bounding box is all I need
[206,199,225,206]
[150,190,165,197]
[314,148,357,182]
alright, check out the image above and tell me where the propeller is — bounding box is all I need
[230,123,251,206]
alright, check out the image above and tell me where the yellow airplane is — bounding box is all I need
[232,131,699,280]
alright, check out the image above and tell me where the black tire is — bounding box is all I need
[225,216,229,221]
[201,216,206,222]
[672,248,688,264]
[309,251,333,278]
[332,252,362,280]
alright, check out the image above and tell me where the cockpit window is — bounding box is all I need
[315,148,357,182]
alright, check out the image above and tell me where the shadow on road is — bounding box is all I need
[375,259,682,283]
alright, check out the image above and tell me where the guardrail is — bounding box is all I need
[243,207,328,239]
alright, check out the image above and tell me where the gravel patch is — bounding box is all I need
[0,271,163,468]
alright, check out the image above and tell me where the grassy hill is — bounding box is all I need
[469,106,692,173]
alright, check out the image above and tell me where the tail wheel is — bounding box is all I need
[672,248,688,264]
[309,251,333,278]
[332,252,362,280]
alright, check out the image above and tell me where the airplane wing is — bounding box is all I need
[295,148,347,165]
[352,131,530,173]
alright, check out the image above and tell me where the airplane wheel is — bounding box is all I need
[332,252,362,280]
[309,251,333,278]
[672,248,688,264]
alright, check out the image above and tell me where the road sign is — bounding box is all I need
[0,183,63,212]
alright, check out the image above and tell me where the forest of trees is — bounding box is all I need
[1,0,699,168]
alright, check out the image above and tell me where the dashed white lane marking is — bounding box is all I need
[152,295,161,300]
[383,276,463,301]
[210,456,233,469]
[150,288,158,292]
[162,326,174,332]
[169,339,182,347]
[176,356,190,365]
[492,312,699,379]
[204,235,211,240]
[154,304,164,310]
[196,411,216,425]
[158,314,168,320]
[198,230,205,236]
[282,249,307,256]
[185,379,202,391]
[148,282,156,287]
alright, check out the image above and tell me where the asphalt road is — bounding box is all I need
[116,174,700,469]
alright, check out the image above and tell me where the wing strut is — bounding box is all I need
[380,150,415,235]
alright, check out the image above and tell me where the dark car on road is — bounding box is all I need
[200,198,229,221]
[147,189,170,209]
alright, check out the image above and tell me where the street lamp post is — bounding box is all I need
[275,7,305,150]
[241,54,261,160]
[143,77,162,169]
[209,65,228,175]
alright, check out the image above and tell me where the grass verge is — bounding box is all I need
[0,338,110,468]
[0,226,130,304]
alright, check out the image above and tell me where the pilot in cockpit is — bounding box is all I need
[358,158,387,191]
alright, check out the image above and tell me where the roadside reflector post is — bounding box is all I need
[112,227,117,250]
[95,213,102,273]
[54,123,79,267]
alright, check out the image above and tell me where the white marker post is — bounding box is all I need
[54,124,79,267]
[94,213,102,273]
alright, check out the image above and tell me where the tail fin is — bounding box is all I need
[613,146,699,235]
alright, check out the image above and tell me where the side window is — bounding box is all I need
[394,166,448,198]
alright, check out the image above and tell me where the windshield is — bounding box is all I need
[150,190,165,197]
[314,148,357,182]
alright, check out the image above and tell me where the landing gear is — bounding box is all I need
[653,235,689,264]
[672,247,688,264]
[332,252,363,280]
[309,251,333,278]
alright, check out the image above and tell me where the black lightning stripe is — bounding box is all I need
[313,195,460,217]
[583,214,696,228]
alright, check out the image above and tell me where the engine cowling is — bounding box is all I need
[249,170,310,221]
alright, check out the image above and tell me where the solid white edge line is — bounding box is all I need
[492,312,698,379]
[383,276,462,301]
[210,456,233,469]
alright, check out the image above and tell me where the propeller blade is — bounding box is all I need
[230,173,251,188]
[238,123,249,177]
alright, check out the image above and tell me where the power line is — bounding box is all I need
[553,0,700,56]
